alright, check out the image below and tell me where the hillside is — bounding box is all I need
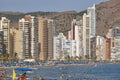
[0,11,78,36]
[96,0,120,36]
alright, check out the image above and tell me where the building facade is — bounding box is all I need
[53,33,66,60]
[38,17,56,60]
[0,30,4,54]
[111,27,120,61]
[0,17,11,55]
[64,40,76,58]
[83,13,90,59]
[104,38,111,61]
[47,19,57,60]
[87,4,96,37]
[19,17,31,59]
[96,36,105,61]
[19,15,38,60]
[68,19,83,58]
[11,29,24,60]
[38,17,48,60]
[82,5,96,60]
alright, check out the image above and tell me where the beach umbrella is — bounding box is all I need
[14,68,32,71]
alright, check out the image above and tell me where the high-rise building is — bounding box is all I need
[19,15,38,60]
[54,33,77,60]
[90,37,96,59]
[47,19,57,60]
[68,19,83,58]
[19,17,31,59]
[96,36,105,61]
[0,17,11,55]
[87,4,96,37]
[11,29,24,60]
[0,30,4,54]
[82,5,96,60]
[69,19,76,40]
[83,13,90,59]
[30,16,39,59]
[64,40,76,58]
[38,17,56,60]
[38,17,48,60]
[53,33,66,60]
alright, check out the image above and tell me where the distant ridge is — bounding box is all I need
[0,11,23,15]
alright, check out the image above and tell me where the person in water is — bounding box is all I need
[40,76,44,80]
[17,72,26,80]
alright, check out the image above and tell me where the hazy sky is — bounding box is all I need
[0,0,107,12]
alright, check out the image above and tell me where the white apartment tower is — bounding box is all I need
[0,17,11,55]
[96,36,105,61]
[19,15,38,60]
[68,19,83,58]
[83,4,96,59]
[53,33,66,60]
[87,4,96,37]
[83,13,90,59]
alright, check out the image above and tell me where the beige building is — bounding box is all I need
[38,17,48,60]
[38,17,56,60]
[47,19,57,60]
[11,29,24,60]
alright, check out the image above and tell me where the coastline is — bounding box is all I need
[0,61,119,69]
[0,63,95,69]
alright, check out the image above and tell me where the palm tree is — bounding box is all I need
[13,52,18,62]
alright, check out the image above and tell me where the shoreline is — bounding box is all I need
[0,62,120,69]
[0,63,94,69]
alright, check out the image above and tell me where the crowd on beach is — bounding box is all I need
[0,68,6,80]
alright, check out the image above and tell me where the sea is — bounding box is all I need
[6,63,120,80]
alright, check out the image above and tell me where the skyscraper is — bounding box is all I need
[82,4,96,60]
[87,4,96,37]
[83,13,90,59]
[38,17,48,60]
[11,29,24,60]
[0,30,4,54]
[38,17,56,60]
[19,17,31,59]
[53,33,66,60]
[68,19,83,57]
[30,16,39,60]
[0,17,11,55]
[47,19,57,60]
[19,15,38,60]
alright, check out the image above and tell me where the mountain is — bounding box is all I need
[0,11,78,36]
[96,0,120,36]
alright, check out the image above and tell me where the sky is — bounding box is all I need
[0,0,107,13]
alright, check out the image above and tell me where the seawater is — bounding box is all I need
[6,63,120,80]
